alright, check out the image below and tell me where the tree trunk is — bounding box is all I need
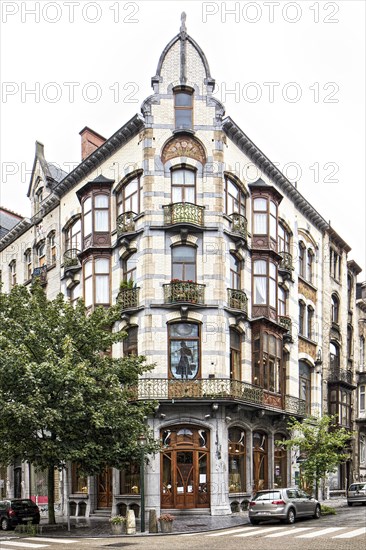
[47,466,56,524]
[315,472,319,500]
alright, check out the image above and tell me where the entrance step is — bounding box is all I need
[162,509,210,516]
[90,508,112,517]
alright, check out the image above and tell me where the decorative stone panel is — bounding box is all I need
[161,136,206,164]
[298,278,317,303]
[299,337,317,359]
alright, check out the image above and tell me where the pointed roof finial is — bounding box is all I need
[180,12,187,34]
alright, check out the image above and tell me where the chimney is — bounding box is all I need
[79,126,106,161]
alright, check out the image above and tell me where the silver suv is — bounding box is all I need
[249,488,321,525]
[347,483,366,506]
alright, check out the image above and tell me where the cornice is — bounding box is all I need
[222,117,329,232]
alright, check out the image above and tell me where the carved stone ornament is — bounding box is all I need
[161,136,206,165]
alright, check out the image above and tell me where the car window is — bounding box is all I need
[254,491,282,501]
[11,500,37,509]
[349,484,366,491]
[286,489,298,499]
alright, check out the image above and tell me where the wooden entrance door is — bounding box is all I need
[97,468,112,508]
[176,451,195,508]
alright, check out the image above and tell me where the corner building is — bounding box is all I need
[0,19,364,518]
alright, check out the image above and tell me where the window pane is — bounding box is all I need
[175,93,192,106]
[96,275,109,303]
[95,258,109,274]
[84,211,92,236]
[95,195,109,208]
[169,323,198,338]
[176,110,192,128]
[84,277,93,307]
[254,198,267,211]
[254,213,267,234]
[84,197,92,213]
[84,260,92,278]
[95,210,108,231]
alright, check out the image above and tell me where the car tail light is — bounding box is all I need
[249,501,256,506]
[272,500,285,505]
[8,509,16,517]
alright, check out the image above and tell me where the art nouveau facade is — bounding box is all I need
[0,19,364,518]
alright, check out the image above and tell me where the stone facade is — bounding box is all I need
[0,18,364,519]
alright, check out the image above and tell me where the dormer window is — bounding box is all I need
[174,88,193,130]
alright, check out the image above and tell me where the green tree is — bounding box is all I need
[277,415,352,499]
[0,282,158,524]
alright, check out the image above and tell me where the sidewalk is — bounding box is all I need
[37,497,347,538]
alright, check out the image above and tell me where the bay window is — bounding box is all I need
[253,332,282,393]
[84,256,110,307]
[253,259,277,308]
[82,193,110,238]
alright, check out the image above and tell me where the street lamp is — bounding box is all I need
[138,434,147,533]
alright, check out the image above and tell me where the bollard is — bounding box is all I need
[149,509,158,533]
[126,509,136,535]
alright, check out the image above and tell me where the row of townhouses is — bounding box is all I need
[1,18,365,519]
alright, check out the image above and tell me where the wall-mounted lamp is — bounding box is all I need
[211,402,219,412]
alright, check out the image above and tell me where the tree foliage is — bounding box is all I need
[0,283,159,522]
[277,415,352,498]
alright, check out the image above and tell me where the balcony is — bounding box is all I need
[32,265,47,286]
[63,249,81,271]
[278,315,293,343]
[278,251,293,280]
[328,367,354,386]
[227,289,248,315]
[117,211,136,236]
[163,280,205,305]
[118,287,140,310]
[229,213,248,241]
[131,377,306,416]
[163,202,204,227]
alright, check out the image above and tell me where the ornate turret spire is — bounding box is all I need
[180,12,187,34]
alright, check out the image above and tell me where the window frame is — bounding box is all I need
[9,260,16,287]
[83,255,111,308]
[278,224,290,254]
[174,87,193,130]
[82,192,110,239]
[253,258,277,308]
[230,328,241,381]
[331,294,339,324]
[224,176,246,217]
[228,427,246,493]
[116,174,142,215]
[24,249,32,281]
[123,326,138,356]
[171,167,196,204]
[253,331,282,393]
[171,244,197,282]
[168,322,201,380]
[299,242,306,278]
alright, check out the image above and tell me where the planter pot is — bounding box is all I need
[159,520,173,533]
[111,523,125,535]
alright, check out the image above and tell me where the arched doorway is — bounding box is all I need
[161,425,210,509]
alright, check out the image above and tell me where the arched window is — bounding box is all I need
[171,168,196,203]
[299,300,306,335]
[274,434,287,488]
[299,361,311,415]
[253,432,268,490]
[307,249,314,284]
[331,294,339,324]
[168,322,200,379]
[116,175,142,215]
[230,329,241,381]
[330,341,340,370]
[299,242,306,278]
[172,245,196,281]
[228,428,246,493]
[34,186,43,214]
[224,177,246,217]
[174,88,193,130]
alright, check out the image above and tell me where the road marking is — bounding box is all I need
[333,527,366,539]
[296,527,343,538]
[0,542,48,548]
[206,527,252,536]
[265,527,312,537]
[234,526,288,537]
[27,538,78,544]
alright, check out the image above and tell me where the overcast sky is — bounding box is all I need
[1,0,365,273]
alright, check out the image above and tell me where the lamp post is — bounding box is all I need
[138,434,147,533]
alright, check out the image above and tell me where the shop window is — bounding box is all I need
[274,434,287,488]
[117,175,142,215]
[228,427,246,493]
[253,432,268,490]
[71,464,87,493]
[120,462,140,494]
[174,88,193,130]
[230,329,241,381]
[171,168,196,203]
[172,245,196,281]
[224,177,246,217]
[168,323,200,379]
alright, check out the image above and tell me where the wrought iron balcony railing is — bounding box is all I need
[117,211,136,236]
[227,289,248,314]
[63,248,81,270]
[163,281,205,305]
[229,213,248,240]
[328,367,354,385]
[163,202,204,227]
[131,377,306,416]
[279,251,293,272]
[118,287,140,310]
[32,265,47,285]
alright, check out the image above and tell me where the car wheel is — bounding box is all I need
[286,508,296,524]
[249,519,260,525]
[1,518,9,531]
[347,502,353,507]
[313,504,321,519]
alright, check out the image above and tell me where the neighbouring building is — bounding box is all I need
[0,16,364,518]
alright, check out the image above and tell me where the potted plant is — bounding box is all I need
[109,515,126,535]
[158,513,175,533]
